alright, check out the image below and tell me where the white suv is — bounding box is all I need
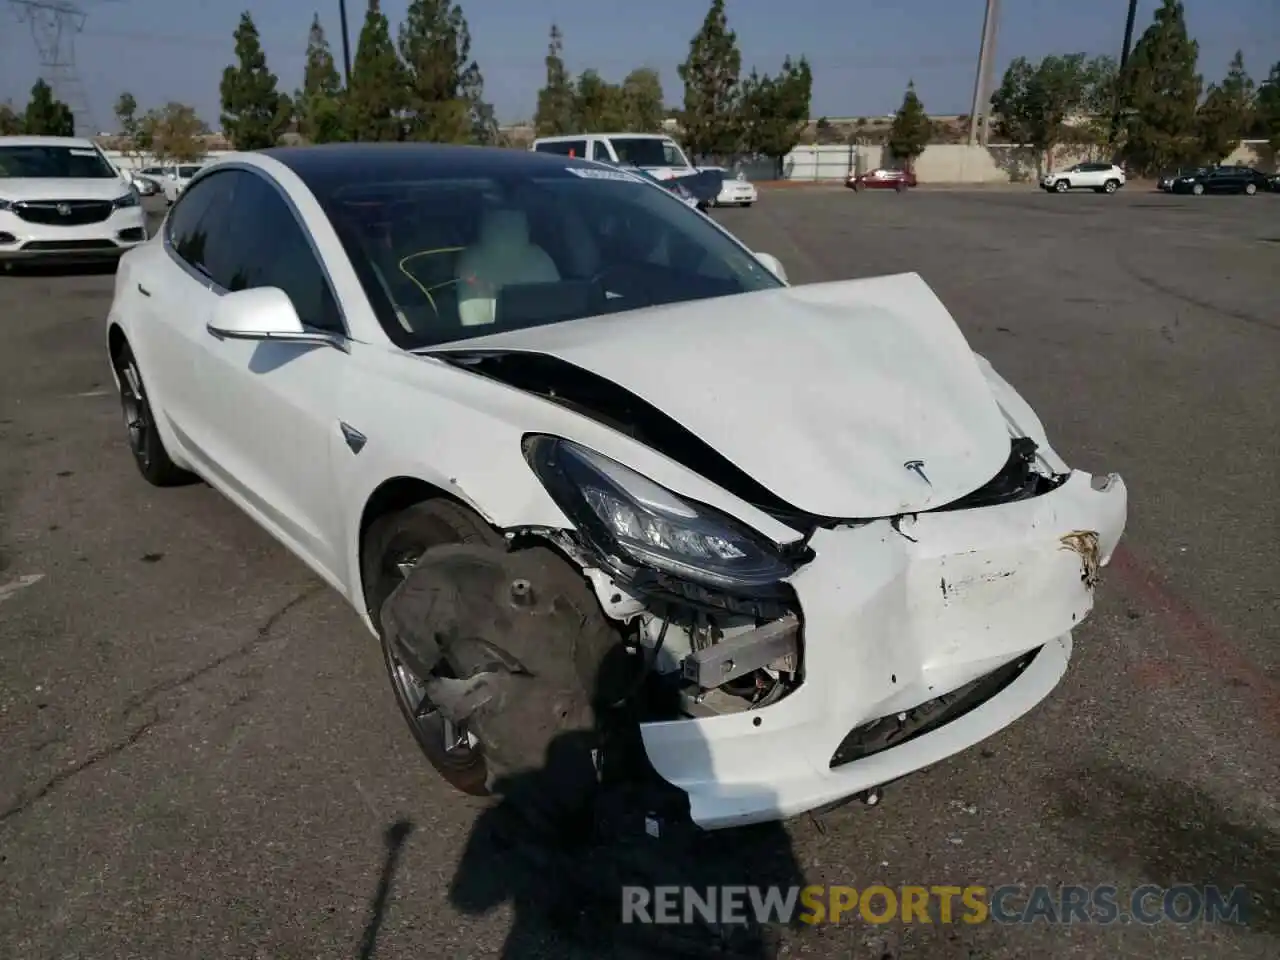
[1041,162,1126,194]
[0,135,148,268]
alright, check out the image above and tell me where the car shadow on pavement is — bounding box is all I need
[1043,758,1278,936]
[444,648,811,959]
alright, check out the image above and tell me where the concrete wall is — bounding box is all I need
[782,140,1275,183]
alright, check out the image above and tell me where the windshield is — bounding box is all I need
[178,165,203,178]
[320,167,783,350]
[608,137,689,168]
[0,145,118,179]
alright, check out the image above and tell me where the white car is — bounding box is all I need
[1040,162,1126,194]
[105,144,1127,832]
[0,135,148,267]
[700,167,758,207]
[161,163,204,204]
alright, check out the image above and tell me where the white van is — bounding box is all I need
[530,132,696,181]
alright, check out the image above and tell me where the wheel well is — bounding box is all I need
[108,323,127,364]
[356,476,490,608]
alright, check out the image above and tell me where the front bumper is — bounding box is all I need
[639,469,1127,830]
[0,207,148,262]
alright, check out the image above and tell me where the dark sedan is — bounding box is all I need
[845,167,917,192]
[1169,166,1271,196]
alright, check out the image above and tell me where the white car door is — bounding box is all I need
[184,167,349,581]
[128,169,237,457]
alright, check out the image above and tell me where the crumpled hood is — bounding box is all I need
[431,273,1015,519]
[0,177,130,202]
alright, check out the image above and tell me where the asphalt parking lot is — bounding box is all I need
[1,187,1278,959]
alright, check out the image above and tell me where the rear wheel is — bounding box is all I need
[1193,183,1205,195]
[1103,179,1119,194]
[1245,182,1257,196]
[111,340,193,487]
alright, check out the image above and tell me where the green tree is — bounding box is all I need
[1075,55,1119,156]
[347,0,407,141]
[296,14,347,143]
[887,80,931,167]
[1118,0,1201,174]
[573,70,625,132]
[399,0,487,143]
[147,102,207,162]
[0,102,22,135]
[990,54,1094,169]
[1254,61,1280,151]
[1195,51,1254,164]
[677,0,742,158]
[740,56,812,173]
[23,79,75,136]
[620,67,665,132]
[534,23,575,136]
[220,12,292,150]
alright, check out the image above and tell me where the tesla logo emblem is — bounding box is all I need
[904,460,931,485]
[56,203,72,216]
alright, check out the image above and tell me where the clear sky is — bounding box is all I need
[0,0,1274,132]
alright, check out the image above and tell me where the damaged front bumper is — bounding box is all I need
[637,469,1127,830]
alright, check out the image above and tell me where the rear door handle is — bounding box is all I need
[137,283,151,297]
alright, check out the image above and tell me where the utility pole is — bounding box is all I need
[1108,0,1139,150]
[338,0,352,87]
[9,0,100,135]
[967,0,1001,146]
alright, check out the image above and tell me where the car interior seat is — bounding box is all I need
[455,208,560,328]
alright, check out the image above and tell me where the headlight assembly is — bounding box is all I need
[524,435,799,592]
[113,189,140,209]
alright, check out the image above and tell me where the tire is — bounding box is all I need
[853,181,864,192]
[739,201,753,207]
[364,500,628,817]
[1054,179,1070,193]
[1193,183,1204,195]
[895,181,907,193]
[1104,179,1119,194]
[1245,183,1257,196]
[111,339,193,487]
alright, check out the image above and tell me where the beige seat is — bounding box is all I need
[455,208,560,327]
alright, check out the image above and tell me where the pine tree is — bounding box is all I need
[1195,51,1254,164]
[573,70,625,132]
[23,80,75,136]
[741,57,812,174]
[347,0,407,141]
[534,24,575,136]
[219,12,291,150]
[677,0,742,159]
[1119,0,1202,173]
[888,80,932,167]
[1255,61,1280,151]
[0,102,22,135]
[399,0,489,144]
[296,14,346,144]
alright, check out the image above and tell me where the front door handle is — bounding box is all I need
[137,283,151,297]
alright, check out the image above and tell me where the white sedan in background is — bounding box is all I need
[105,143,1126,833]
[700,166,758,207]
[0,134,148,266]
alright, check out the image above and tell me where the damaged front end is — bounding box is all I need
[519,434,812,721]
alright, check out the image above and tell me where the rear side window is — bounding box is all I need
[165,170,236,278]
[535,139,587,158]
[198,170,344,333]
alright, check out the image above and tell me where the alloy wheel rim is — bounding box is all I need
[385,549,480,760]
[120,362,151,469]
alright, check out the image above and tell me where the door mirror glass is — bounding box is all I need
[207,286,310,341]
[754,251,787,283]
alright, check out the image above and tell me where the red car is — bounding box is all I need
[846,167,917,192]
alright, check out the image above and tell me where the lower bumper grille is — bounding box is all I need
[13,200,113,226]
[21,239,119,251]
[829,647,1041,768]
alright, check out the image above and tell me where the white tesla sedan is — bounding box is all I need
[105,144,1127,831]
[0,135,148,266]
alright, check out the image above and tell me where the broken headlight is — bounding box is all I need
[524,435,796,591]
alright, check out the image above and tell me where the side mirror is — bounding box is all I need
[206,287,346,350]
[754,252,788,283]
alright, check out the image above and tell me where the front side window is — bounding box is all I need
[197,170,343,333]
[534,140,587,157]
[609,137,689,168]
[0,145,118,179]
[165,170,237,277]
[317,164,783,350]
